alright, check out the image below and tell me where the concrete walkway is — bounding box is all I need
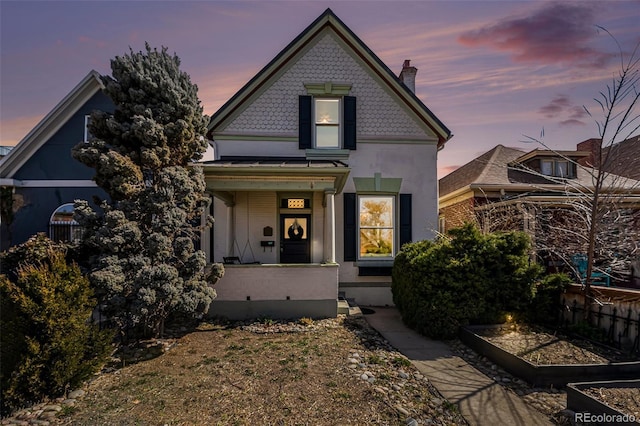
[364,307,553,426]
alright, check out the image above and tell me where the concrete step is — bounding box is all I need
[337,299,350,315]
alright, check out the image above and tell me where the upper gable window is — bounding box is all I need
[315,98,340,148]
[299,94,356,151]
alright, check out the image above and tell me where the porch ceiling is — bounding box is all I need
[201,158,350,194]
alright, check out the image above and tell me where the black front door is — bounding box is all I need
[280,214,311,263]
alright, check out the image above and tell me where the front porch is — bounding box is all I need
[208,263,339,320]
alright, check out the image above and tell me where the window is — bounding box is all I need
[540,159,574,178]
[556,161,569,177]
[299,95,356,150]
[359,195,395,258]
[344,193,411,263]
[49,203,83,242]
[315,98,340,148]
[84,115,94,143]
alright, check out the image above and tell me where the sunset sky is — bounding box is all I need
[1,0,639,177]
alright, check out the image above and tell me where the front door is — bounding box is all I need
[280,214,311,263]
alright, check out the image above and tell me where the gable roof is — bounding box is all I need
[0,70,104,179]
[207,8,452,147]
[439,145,525,197]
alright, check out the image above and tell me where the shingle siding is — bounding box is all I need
[222,33,428,139]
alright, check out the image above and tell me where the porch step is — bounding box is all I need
[337,299,350,315]
[337,298,362,316]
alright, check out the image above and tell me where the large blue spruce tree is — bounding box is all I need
[72,44,222,337]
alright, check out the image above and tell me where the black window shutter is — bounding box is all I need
[399,194,412,249]
[343,96,356,150]
[344,193,357,261]
[299,95,312,149]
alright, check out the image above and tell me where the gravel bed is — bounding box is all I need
[582,387,640,419]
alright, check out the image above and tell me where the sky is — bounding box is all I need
[1,0,639,178]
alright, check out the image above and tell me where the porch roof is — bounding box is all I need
[201,157,350,197]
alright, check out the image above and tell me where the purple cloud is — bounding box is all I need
[539,95,571,118]
[458,2,613,68]
[538,95,588,126]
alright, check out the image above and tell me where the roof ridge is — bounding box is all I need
[475,144,505,183]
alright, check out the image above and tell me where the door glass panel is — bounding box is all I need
[283,217,307,240]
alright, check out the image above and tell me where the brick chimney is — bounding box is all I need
[576,138,602,167]
[398,60,417,94]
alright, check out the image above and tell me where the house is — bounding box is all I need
[0,9,452,319]
[577,136,640,180]
[203,8,451,318]
[438,142,640,283]
[0,71,113,251]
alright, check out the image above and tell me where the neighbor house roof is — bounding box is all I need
[207,8,452,148]
[439,144,640,204]
[439,145,525,197]
[0,70,104,180]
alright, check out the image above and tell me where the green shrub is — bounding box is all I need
[0,236,113,415]
[392,224,541,339]
[527,273,571,325]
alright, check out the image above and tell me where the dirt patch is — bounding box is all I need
[582,387,640,419]
[52,316,467,425]
[477,325,635,365]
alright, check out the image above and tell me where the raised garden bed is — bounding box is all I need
[567,380,640,425]
[459,324,640,387]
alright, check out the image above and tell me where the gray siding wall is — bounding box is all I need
[6,186,108,249]
[14,91,113,180]
[4,91,114,249]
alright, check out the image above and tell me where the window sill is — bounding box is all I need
[355,260,394,267]
[356,259,394,277]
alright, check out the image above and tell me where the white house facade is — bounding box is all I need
[203,9,452,319]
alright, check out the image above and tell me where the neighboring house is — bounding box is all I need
[438,142,640,283]
[0,9,452,319]
[0,71,113,251]
[577,136,640,180]
[204,8,451,318]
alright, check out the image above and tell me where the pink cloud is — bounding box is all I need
[438,165,460,179]
[559,119,587,127]
[458,2,613,68]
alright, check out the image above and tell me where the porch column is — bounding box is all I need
[225,200,235,256]
[324,189,336,263]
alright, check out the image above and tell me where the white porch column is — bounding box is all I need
[324,189,336,263]
[226,201,235,256]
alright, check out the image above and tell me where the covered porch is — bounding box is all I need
[201,158,350,319]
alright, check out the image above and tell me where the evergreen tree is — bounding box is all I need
[72,44,222,337]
